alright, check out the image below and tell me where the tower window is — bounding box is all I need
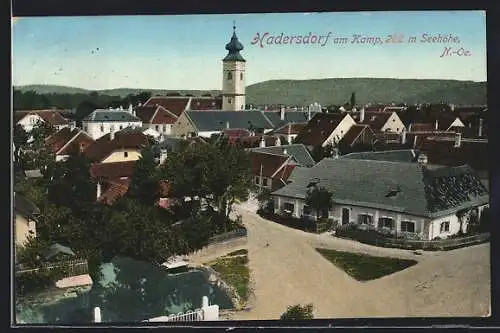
[228,98,232,104]
[240,73,243,80]
[227,72,232,80]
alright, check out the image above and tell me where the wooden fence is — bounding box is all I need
[208,229,247,245]
[335,229,490,251]
[15,258,89,277]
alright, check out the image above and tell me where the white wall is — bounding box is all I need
[198,130,222,138]
[380,112,406,133]
[222,61,246,111]
[147,123,172,135]
[83,120,143,140]
[322,114,356,147]
[428,214,460,240]
[18,114,44,132]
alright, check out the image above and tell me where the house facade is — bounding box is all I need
[82,107,143,140]
[294,113,356,148]
[271,158,489,241]
[45,127,95,162]
[14,193,39,246]
[134,105,178,136]
[15,110,74,132]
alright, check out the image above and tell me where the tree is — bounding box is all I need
[305,186,333,220]
[75,100,98,122]
[350,92,356,109]
[280,304,314,320]
[127,147,160,205]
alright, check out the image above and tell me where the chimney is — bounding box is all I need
[119,105,124,111]
[110,127,115,140]
[417,153,428,165]
[435,119,439,130]
[128,104,133,114]
[478,118,483,137]
[226,121,230,129]
[454,132,462,148]
[401,127,407,145]
[280,106,285,121]
[159,149,168,165]
[96,182,102,200]
[259,136,266,148]
[94,307,102,323]
[307,108,312,121]
[450,103,455,112]
[360,107,365,122]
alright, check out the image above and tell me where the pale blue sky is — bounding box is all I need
[12,11,486,90]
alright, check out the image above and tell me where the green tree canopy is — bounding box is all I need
[127,147,160,205]
[280,304,314,320]
[305,186,333,219]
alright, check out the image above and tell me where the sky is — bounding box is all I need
[12,11,487,90]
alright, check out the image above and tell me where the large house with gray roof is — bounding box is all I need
[82,106,143,140]
[271,158,489,241]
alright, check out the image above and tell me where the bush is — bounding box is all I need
[280,304,314,320]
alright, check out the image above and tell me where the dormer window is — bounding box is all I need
[227,72,232,80]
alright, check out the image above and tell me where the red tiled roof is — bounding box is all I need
[45,127,78,154]
[98,178,131,205]
[150,106,178,124]
[294,113,346,147]
[273,122,307,135]
[84,131,149,162]
[339,124,374,147]
[134,106,157,123]
[36,110,71,126]
[189,97,223,111]
[143,97,190,117]
[278,164,296,182]
[358,111,393,131]
[236,135,286,148]
[419,137,488,172]
[58,131,94,155]
[249,152,290,178]
[222,128,251,138]
[90,161,136,181]
[408,123,435,132]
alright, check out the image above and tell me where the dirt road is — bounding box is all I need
[189,205,491,320]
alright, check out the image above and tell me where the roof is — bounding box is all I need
[236,134,286,148]
[294,113,347,147]
[358,111,393,131]
[90,161,136,181]
[36,111,72,126]
[82,110,142,123]
[272,122,308,135]
[98,178,131,205]
[46,128,95,155]
[248,144,316,168]
[185,111,274,132]
[189,97,223,111]
[44,243,76,260]
[419,136,489,172]
[272,158,489,218]
[339,124,374,147]
[222,128,252,138]
[249,152,291,178]
[277,164,297,183]
[135,105,178,124]
[223,26,246,62]
[409,123,436,132]
[342,149,417,163]
[143,97,191,117]
[263,111,317,128]
[84,131,149,162]
[14,192,40,218]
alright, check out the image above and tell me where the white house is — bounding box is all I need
[134,105,178,136]
[82,106,143,140]
[15,110,74,132]
[271,158,489,241]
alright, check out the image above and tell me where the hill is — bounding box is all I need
[245,78,487,105]
[15,78,487,105]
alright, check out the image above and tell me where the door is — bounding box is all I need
[342,208,350,225]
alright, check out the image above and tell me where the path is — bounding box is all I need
[189,205,491,320]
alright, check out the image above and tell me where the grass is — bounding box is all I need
[226,249,248,257]
[316,248,418,281]
[208,255,250,303]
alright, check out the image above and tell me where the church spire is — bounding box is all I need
[223,21,245,62]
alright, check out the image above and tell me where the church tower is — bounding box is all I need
[222,22,246,111]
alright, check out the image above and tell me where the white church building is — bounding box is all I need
[82,105,143,140]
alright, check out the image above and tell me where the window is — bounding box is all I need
[163,125,167,132]
[440,221,450,233]
[378,217,395,229]
[83,126,88,132]
[262,178,268,186]
[283,202,294,214]
[228,98,232,104]
[124,152,129,158]
[255,177,260,185]
[240,73,243,80]
[155,125,159,131]
[100,125,104,132]
[358,214,373,225]
[241,105,244,110]
[401,221,415,232]
[227,72,232,80]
